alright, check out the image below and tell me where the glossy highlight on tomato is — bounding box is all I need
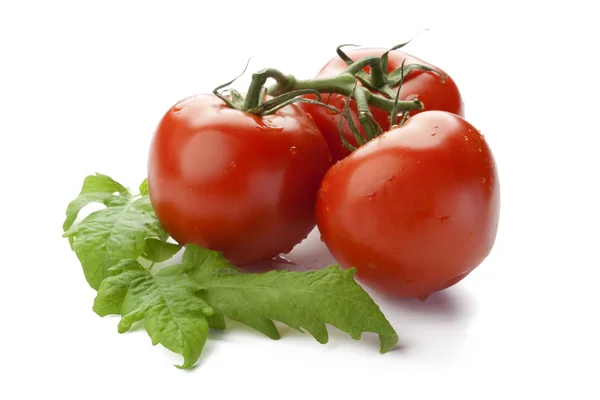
[316,111,499,299]
[301,48,464,163]
[148,94,331,265]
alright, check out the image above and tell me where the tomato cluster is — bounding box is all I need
[147,47,500,299]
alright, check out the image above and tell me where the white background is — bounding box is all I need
[1,0,599,398]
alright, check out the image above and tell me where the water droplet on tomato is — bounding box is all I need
[172,106,182,112]
[434,215,451,223]
[363,192,376,201]
[482,177,487,183]
[478,147,482,152]
[230,161,237,169]
[289,146,298,155]
[489,160,494,167]
[464,135,469,141]
[390,124,400,130]
[257,124,284,132]
[433,125,439,129]
[431,132,437,136]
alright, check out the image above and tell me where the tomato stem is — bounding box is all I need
[243,69,272,110]
[267,73,422,114]
[343,56,379,76]
[238,65,423,116]
[390,59,407,130]
[339,83,364,150]
[217,52,425,120]
[353,88,382,140]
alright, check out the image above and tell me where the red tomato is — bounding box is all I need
[148,94,331,265]
[316,111,499,299]
[301,48,464,163]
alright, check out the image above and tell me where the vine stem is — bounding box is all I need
[266,71,422,113]
[243,69,287,110]
[219,54,425,115]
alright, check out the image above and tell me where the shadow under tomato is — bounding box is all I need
[233,254,300,273]
[233,228,337,273]
[366,284,478,359]
[373,285,476,321]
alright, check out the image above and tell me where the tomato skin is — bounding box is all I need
[316,111,499,299]
[148,94,331,265]
[301,48,464,163]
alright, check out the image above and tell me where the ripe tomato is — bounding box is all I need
[316,111,499,299]
[148,94,331,265]
[301,48,464,163]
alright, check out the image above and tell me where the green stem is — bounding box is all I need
[353,87,379,140]
[243,73,266,110]
[369,61,386,88]
[243,70,268,110]
[243,68,291,110]
[267,73,422,113]
[285,74,356,95]
[342,55,385,88]
[343,56,380,76]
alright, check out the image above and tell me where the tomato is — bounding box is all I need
[148,94,331,265]
[301,48,464,163]
[316,111,499,299]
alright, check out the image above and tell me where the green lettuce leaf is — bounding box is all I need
[138,178,149,196]
[93,261,212,369]
[141,237,182,263]
[184,245,398,353]
[63,175,166,289]
[62,173,130,234]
